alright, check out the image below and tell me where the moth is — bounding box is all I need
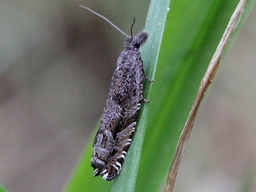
[79,5,152,181]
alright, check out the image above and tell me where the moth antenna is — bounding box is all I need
[79,5,128,38]
[130,17,136,39]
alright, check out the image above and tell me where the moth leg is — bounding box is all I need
[144,74,154,82]
[142,66,154,82]
[143,98,150,103]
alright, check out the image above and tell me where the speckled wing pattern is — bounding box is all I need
[91,31,149,181]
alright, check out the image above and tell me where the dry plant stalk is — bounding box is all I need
[164,0,248,191]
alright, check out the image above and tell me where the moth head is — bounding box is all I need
[125,30,148,49]
[133,30,148,48]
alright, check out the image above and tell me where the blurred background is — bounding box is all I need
[0,0,255,192]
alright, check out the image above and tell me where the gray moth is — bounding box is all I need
[79,5,152,181]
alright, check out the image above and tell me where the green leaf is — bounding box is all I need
[0,184,8,192]
[136,0,255,192]
[64,0,255,192]
[112,1,171,191]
